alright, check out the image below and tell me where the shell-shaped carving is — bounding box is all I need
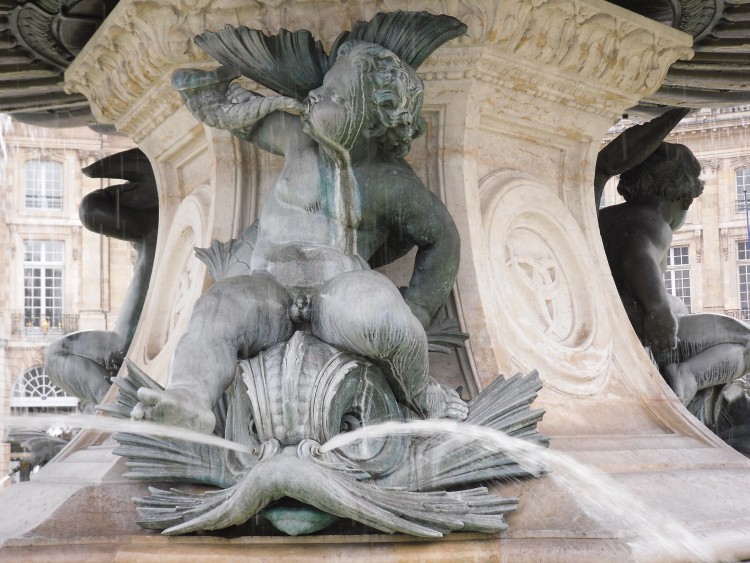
[241,332,407,478]
[195,221,258,281]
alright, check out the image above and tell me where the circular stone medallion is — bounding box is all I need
[480,170,612,396]
[142,186,211,365]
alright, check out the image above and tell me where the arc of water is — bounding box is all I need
[322,419,717,563]
[0,413,253,454]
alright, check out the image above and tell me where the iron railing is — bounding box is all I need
[724,309,750,320]
[11,314,78,337]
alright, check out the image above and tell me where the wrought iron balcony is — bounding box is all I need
[10,314,78,338]
[737,199,750,213]
[724,309,750,320]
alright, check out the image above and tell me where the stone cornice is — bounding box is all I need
[66,0,692,128]
[467,0,692,99]
[422,47,653,122]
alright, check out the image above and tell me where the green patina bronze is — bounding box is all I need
[103,11,548,537]
[598,111,750,454]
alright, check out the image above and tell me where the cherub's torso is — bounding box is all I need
[599,200,675,331]
[250,143,410,289]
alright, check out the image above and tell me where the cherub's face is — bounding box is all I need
[303,55,368,153]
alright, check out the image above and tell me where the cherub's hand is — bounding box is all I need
[405,299,431,330]
[174,69,305,131]
[224,83,305,116]
[413,379,468,420]
[132,386,216,434]
[400,288,432,330]
[643,311,679,352]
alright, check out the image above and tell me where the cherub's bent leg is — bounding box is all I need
[663,314,750,405]
[46,331,125,411]
[675,313,750,347]
[311,270,467,419]
[133,274,293,432]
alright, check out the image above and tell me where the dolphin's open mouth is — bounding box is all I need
[262,499,340,535]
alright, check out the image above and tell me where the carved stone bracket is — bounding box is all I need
[699,157,720,175]
[731,156,750,171]
[8,224,16,258]
[77,149,102,167]
[721,228,729,260]
[25,147,63,162]
[71,226,81,260]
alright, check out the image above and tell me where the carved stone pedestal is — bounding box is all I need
[4,0,750,560]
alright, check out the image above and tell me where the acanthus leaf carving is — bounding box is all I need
[66,0,693,128]
[699,157,720,174]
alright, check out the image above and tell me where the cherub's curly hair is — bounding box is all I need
[617,142,704,202]
[338,41,425,157]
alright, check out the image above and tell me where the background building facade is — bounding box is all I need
[0,120,134,479]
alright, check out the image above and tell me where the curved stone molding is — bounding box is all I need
[731,156,750,170]
[136,185,211,374]
[65,0,692,127]
[479,170,612,396]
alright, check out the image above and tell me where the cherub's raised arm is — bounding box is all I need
[595,107,690,208]
[172,67,306,155]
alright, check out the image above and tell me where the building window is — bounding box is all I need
[11,366,78,412]
[25,160,62,209]
[739,241,750,312]
[737,167,750,213]
[23,240,64,329]
[664,245,691,312]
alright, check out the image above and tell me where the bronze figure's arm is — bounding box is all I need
[172,66,308,155]
[388,176,460,328]
[595,107,690,208]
